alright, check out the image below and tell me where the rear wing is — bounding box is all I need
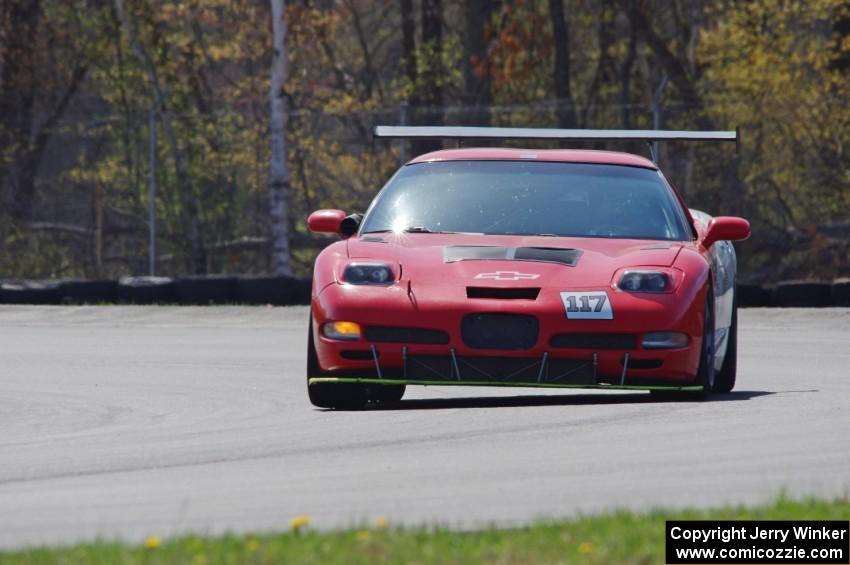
[373,125,739,162]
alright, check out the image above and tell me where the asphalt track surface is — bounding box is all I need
[0,306,848,549]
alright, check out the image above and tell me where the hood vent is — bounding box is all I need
[467,287,540,300]
[445,245,581,267]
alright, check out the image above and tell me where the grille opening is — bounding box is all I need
[467,287,541,300]
[363,326,450,345]
[461,313,539,350]
[340,350,376,361]
[550,333,637,350]
[623,358,663,369]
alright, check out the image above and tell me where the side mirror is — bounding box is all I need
[307,209,347,235]
[702,216,751,249]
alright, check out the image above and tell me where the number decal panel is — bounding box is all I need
[560,291,614,320]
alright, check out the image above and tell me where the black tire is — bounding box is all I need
[306,316,368,410]
[713,289,738,393]
[692,288,716,399]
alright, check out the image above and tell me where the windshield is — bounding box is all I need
[360,160,691,240]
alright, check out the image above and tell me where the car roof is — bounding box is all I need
[407,148,657,169]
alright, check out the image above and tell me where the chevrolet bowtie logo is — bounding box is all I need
[475,271,541,281]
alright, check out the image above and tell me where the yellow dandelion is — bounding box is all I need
[375,516,389,529]
[290,515,311,531]
[246,538,260,552]
[144,535,161,549]
[579,542,594,554]
[356,530,372,541]
[192,554,208,565]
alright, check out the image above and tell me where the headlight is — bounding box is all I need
[617,270,671,293]
[343,263,394,285]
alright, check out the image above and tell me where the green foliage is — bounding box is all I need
[701,0,850,279]
[0,0,847,280]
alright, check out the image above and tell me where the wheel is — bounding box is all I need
[713,288,737,393]
[306,315,368,410]
[368,384,405,404]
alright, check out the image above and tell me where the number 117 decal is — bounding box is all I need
[559,291,614,320]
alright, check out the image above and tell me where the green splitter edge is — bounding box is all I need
[308,377,703,392]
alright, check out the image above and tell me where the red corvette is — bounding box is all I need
[306,127,750,409]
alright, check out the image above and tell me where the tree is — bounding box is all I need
[624,0,713,130]
[464,0,494,125]
[115,0,208,274]
[268,0,292,276]
[0,0,90,222]
[549,0,577,128]
[701,0,850,278]
[408,0,443,156]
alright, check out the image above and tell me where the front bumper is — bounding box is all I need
[311,280,706,387]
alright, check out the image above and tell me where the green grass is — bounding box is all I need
[2,497,848,565]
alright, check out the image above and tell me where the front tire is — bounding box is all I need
[692,287,716,399]
[713,288,737,393]
[306,316,368,410]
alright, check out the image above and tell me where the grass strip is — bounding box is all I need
[2,496,848,565]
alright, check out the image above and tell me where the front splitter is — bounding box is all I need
[308,377,703,392]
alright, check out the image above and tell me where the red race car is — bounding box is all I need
[306,126,750,409]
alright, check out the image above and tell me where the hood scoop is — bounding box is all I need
[444,245,581,267]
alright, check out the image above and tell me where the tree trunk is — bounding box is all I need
[463,0,494,125]
[420,0,443,116]
[0,0,40,221]
[832,7,850,72]
[625,0,714,130]
[400,0,417,162]
[400,0,417,95]
[549,0,577,129]
[268,0,292,276]
[413,0,443,156]
[619,0,638,128]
